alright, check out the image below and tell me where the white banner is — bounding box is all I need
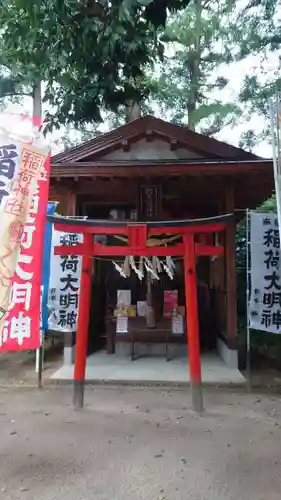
[0,141,20,209]
[48,231,82,332]
[249,212,281,333]
[0,140,20,321]
[0,127,50,351]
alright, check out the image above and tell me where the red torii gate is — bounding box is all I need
[48,214,232,412]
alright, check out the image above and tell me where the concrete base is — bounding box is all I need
[115,341,187,359]
[217,337,238,369]
[63,346,75,366]
[73,380,85,408]
[191,382,204,413]
[52,350,245,386]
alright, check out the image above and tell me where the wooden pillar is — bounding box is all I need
[183,233,203,413]
[67,188,76,216]
[225,187,237,341]
[48,182,76,216]
[73,233,93,409]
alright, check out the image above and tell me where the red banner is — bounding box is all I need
[163,290,178,318]
[0,155,50,351]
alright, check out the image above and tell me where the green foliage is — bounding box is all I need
[238,130,257,152]
[259,194,277,213]
[0,0,191,130]
[53,109,127,151]
[0,73,29,98]
[234,0,281,147]
[144,0,241,134]
[0,65,32,107]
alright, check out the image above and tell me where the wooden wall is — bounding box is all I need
[49,183,76,216]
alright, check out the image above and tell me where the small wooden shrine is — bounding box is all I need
[49,115,273,405]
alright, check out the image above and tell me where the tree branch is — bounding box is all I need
[0,92,32,98]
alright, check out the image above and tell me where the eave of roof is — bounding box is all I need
[50,158,273,178]
[52,116,260,164]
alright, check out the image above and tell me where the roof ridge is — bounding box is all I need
[52,116,151,162]
[52,115,259,163]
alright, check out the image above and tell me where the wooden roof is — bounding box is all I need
[52,115,260,164]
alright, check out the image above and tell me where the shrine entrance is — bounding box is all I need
[49,213,231,412]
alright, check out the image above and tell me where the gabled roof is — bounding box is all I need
[52,115,259,164]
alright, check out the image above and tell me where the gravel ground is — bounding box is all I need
[0,386,281,500]
[0,342,62,387]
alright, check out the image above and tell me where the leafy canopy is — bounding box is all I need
[233,0,281,148]
[0,0,192,130]
[144,0,241,135]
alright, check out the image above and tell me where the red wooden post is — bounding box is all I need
[183,233,203,412]
[73,233,93,409]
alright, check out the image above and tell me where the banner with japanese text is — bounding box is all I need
[0,142,20,208]
[48,231,82,332]
[249,212,281,333]
[41,202,57,334]
[0,117,50,351]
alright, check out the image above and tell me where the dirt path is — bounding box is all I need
[0,386,281,500]
[0,340,62,386]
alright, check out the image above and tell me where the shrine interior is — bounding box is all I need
[75,188,222,358]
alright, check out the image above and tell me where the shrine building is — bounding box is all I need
[49,116,273,404]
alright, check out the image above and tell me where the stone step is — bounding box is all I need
[115,341,187,359]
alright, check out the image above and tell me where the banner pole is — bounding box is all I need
[246,209,251,392]
[37,330,44,389]
[33,81,43,383]
[36,285,43,374]
[270,97,281,231]
[35,346,40,373]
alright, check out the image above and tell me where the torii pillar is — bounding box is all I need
[184,233,203,413]
[73,233,93,409]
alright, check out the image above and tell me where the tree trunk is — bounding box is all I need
[32,82,42,126]
[126,101,141,122]
[188,0,202,131]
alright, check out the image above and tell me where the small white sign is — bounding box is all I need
[116,316,128,334]
[137,301,146,317]
[117,290,131,306]
[172,316,184,335]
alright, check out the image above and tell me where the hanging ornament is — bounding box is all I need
[162,258,174,280]
[123,256,130,277]
[129,256,143,280]
[152,256,157,275]
[113,261,127,278]
[144,257,160,280]
[166,256,175,270]
[153,256,162,273]
[139,256,144,279]
[113,255,175,280]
